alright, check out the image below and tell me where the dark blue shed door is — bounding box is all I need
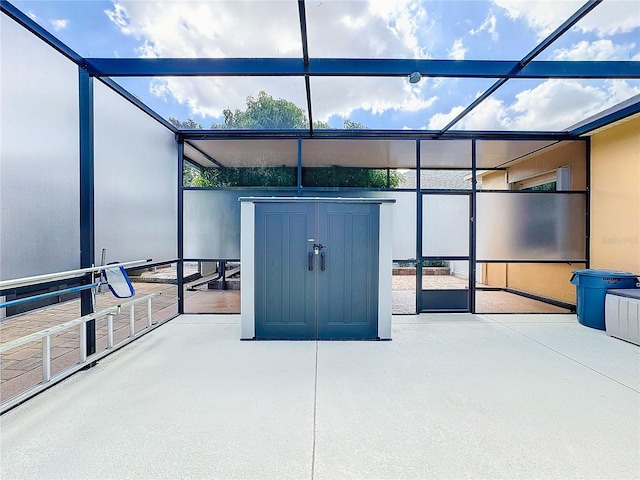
[254,203,317,339]
[254,202,379,340]
[316,203,379,339]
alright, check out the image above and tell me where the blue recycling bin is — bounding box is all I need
[570,269,639,330]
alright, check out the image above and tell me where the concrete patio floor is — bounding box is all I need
[1,313,638,480]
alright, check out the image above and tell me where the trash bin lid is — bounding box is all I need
[571,269,638,278]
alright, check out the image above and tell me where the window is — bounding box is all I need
[513,166,571,191]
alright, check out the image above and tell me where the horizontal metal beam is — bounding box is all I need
[84,58,640,79]
[178,129,575,141]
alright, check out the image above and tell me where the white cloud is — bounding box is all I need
[570,0,640,37]
[365,0,430,58]
[552,39,638,60]
[104,0,438,122]
[448,39,467,60]
[469,12,499,41]
[429,80,640,131]
[50,19,69,31]
[493,0,640,39]
[312,77,438,122]
[507,80,605,130]
[428,105,465,130]
[137,41,161,59]
[27,11,38,21]
[493,0,583,38]
[104,3,132,36]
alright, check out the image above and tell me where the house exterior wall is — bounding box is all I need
[590,116,640,274]
[482,263,506,288]
[480,142,588,305]
[480,141,586,190]
[506,141,586,190]
[505,263,578,303]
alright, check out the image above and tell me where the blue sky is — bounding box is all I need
[10,0,640,130]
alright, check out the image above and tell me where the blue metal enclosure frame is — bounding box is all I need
[2,0,636,317]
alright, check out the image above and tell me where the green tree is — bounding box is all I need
[174,92,403,188]
[169,117,204,129]
[343,119,368,129]
[212,91,308,130]
[303,166,403,188]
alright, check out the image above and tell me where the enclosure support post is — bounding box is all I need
[297,137,303,195]
[79,68,96,360]
[177,139,185,314]
[585,137,591,270]
[415,139,422,313]
[470,139,477,314]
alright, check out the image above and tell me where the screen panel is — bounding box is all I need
[94,80,178,264]
[0,15,80,280]
[422,195,470,257]
[184,189,415,261]
[420,140,472,169]
[477,192,587,261]
[183,189,293,260]
[301,190,416,260]
[302,139,416,169]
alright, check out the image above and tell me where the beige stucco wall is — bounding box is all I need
[590,116,640,274]
[480,141,588,304]
[507,141,586,190]
[481,263,506,288]
[506,263,582,303]
[481,170,507,189]
[480,263,582,303]
[480,141,586,191]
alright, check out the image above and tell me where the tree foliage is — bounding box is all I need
[173,92,404,188]
[212,91,307,130]
[303,167,403,188]
[197,166,297,187]
[169,117,204,130]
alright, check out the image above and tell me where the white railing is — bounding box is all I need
[0,292,161,414]
[0,259,153,290]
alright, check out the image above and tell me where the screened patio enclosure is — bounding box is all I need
[1,0,639,319]
[182,137,588,314]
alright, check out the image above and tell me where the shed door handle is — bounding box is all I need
[321,252,326,271]
[308,252,314,271]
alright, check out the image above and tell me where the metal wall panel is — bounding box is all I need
[183,189,290,259]
[184,189,414,260]
[93,81,178,264]
[0,16,80,280]
[420,140,472,168]
[302,190,415,260]
[477,192,587,261]
[422,195,469,257]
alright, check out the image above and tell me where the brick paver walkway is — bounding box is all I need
[1,273,568,406]
[0,282,199,403]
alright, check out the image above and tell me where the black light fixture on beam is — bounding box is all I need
[409,71,422,84]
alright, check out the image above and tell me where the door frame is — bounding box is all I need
[417,191,474,313]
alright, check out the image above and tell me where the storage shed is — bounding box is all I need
[240,198,394,339]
